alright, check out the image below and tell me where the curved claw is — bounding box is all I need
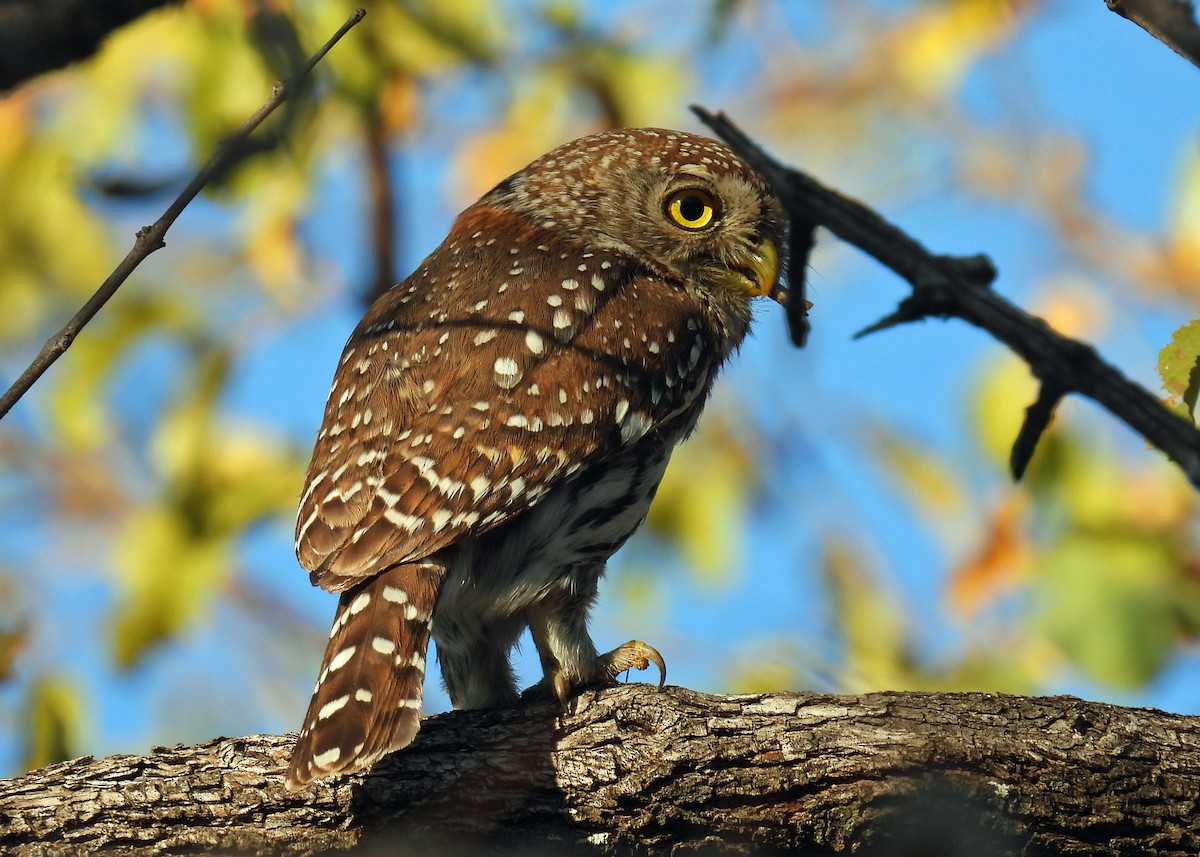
[603,639,667,689]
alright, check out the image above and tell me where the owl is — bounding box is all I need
[284,128,785,790]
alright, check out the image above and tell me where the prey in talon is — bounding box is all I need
[285,128,786,790]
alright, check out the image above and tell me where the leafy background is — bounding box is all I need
[2,0,1200,775]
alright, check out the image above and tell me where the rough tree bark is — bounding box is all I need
[1,685,1197,855]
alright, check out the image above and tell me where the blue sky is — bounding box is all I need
[3,0,1200,776]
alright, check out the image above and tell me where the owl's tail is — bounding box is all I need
[284,560,444,791]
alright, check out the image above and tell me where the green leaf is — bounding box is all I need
[823,538,911,691]
[1158,318,1200,422]
[109,506,233,669]
[23,675,84,772]
[1034,531,1194,689]
[646,423,755,586]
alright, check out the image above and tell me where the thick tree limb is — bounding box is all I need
[1,686,1197,855]
[0,8,366,423]
[1106,0,1200,70]
[693,107,1200,490]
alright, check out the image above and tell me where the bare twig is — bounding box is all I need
[0,8,368,422]
[363,105,399,308]
[1106,0,1200,70]
[693,106,1200,489]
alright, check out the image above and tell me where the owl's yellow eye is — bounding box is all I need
[664,188,718,231]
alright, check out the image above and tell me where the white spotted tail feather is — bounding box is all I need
[284,561,442,791]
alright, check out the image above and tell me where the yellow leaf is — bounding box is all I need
[590,50,685,128]
[646,423,755,586]
[970,353,1038,470]
[823,538,909,691]
[891,0,1025,99]
[868,425,966,539]
[451,69,576,201]
[205,425,306,533]
[1163,142,1200,286]
[109,506,233,668]
[723,639,806,694]
[23,675,84,772]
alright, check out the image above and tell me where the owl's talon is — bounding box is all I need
[599,640,667,689]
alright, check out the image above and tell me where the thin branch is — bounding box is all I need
[1012,382,1065,481]
[1106,0,1200,70]
[0,8,368,422]
[363,104,399,308]
[693,106,1200,490]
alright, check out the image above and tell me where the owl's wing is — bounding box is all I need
[296,232,713,593]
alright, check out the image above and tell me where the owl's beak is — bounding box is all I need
[738,237,780,299]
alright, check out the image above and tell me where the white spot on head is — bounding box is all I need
[474,329,498,345]
[526,329,545,355]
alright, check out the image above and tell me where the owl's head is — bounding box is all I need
[485,128,786,313]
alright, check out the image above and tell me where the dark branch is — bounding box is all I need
[0,0,180,91]
[1106,0,1200,70]
[694,106,1200,491]
[0,8,368,423]
[1012,383,1065,480]
[363,105,400,308]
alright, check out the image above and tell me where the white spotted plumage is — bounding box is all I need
[285,127,785,790]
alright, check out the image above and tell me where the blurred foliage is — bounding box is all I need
[0,0,1199,777]
[22,676,83,771]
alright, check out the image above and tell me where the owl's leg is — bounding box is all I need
[286,559,444,791]
[434,612,524,710]
[525,566,666,706]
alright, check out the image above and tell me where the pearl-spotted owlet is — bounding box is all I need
[285,128,785,790]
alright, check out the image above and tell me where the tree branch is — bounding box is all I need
[1,686,1197,855]
[693,107,1200,489]
[363,104,400,308]
[1106,0,1200,70]
[0,8,368,423]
